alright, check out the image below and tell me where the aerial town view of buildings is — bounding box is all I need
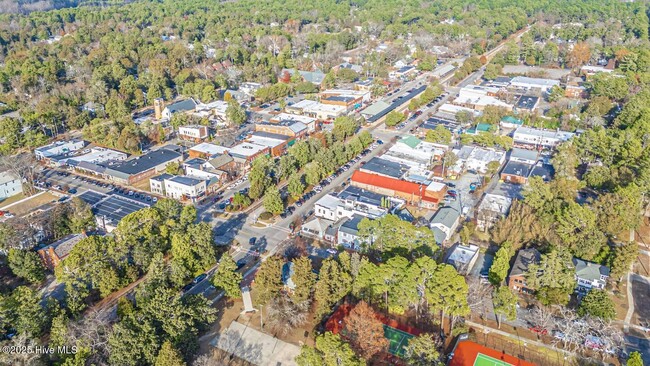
[0,1,649,366]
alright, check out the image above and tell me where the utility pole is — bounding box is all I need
[260,304,264,330]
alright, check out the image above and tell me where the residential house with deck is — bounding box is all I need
[573,258,609,293]
[507,248,541,294]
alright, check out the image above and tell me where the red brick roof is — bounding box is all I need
[351,170,438,203]
[449,340,535,366]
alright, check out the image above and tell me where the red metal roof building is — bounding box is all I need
[350,170,445,209]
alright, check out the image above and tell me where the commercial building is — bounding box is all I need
[104,147,183,185]
[351,170,446,209]
[270,113,318,133]
[513,126,574,149]
[510,76,560,93]
[178,125,209,142]
[389,65,417,79]
[314,189,388,222]
[35,139,86,161]
[431,64,456,79]
[360,157,408,179]
[285,100,347,120]
[228,142,270,167]
[255,120,308,138]
[321,89,370,103]
[183,156,232,182]
[163,175,207,202]
[247,132,292,157]
[63,147,128,167]
[188,142,230,159]
[0,171,23,198]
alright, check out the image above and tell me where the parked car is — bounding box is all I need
[192,273,207,284]
[67,188,77,194]
[4,212,14,218]
[529,326,548,335]
[236,259,247,270]
[249,237,256,245]
[446,182,456,188]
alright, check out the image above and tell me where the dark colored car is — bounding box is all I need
[67,188,77,194]
[236,259,247,270]
[182,283,194,293]
[249,237,256,245]
[192,273,207,284]
[446,182,456,188]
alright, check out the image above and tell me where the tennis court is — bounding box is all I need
[384,324,413,357]
[474,353,512,366]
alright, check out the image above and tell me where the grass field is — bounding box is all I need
[383,325,413,357]
[474,353,512,366]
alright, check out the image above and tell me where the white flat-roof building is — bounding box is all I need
[286,100,346,120]
[163,175,207,202]
[270,113,318,133]
[510,76,560,93]
[320,89,371,102]
[178,125,209,141]
[445,243,480,274]
[35,140,86,160]
[188,142,230,158]
[64,147,127,166]
[513,127,575,148]
[438,103,480,117]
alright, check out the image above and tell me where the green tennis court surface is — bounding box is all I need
[383,325,414,357]
[474,353,512,366]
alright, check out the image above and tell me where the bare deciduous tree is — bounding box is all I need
[64,310,112,365]
[265,294,308,337]
[466,277,492,320]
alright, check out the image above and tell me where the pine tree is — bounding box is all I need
[291,257,316,304]
[254,255,284,305]
[211,252,243,299]
[493,286,517,329]
[489,242,513,285]
[154,341,186,366]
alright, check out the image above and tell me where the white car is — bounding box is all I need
[229,184,238,189]
[4,213,14,218]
